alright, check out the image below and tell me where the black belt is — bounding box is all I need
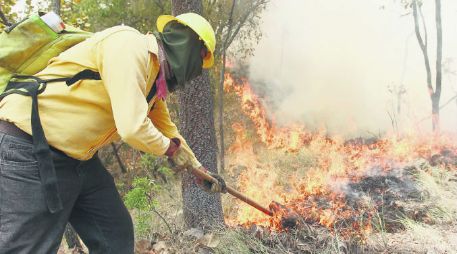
[0,120,68,157]
[0,120,33,142]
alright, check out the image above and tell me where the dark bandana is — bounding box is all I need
[156,21,203,91]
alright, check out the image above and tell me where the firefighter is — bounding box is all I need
[0,13,224,254]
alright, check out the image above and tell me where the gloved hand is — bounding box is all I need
[165,138,202,172]
[197,169,227,193]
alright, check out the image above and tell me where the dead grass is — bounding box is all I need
[56,146,457,254]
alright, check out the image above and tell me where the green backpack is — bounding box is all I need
[0,13,100,214]
[0,13,99,93]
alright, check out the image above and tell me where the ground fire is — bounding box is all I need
[223,72,457,239]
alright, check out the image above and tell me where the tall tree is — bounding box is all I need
[171,0,224,229]
[217,0,236,172]
[411,0,443,132]
[53,0,61,15]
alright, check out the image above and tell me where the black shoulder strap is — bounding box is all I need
[146,84,157,103]
[63,69,101,86]
[0,69,101,215]
[11,69,101,87]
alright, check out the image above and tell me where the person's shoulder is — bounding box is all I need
[94,25,144,43]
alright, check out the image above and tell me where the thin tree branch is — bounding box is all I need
[224,0,267,51]
[416,94,457,125]
[152,207,173,234]
[145,192,173,234]
[111,143,127,173]
[439,94,456,110]
[412,0,433,95]
[218,0,236,172]
[214,0,267,56]
[418,3,428,48]
[0,6,11,26]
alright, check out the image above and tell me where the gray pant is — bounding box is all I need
[0,133,134,254]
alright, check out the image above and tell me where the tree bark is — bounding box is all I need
[171,0,224,229]
[53,0,61,15]
[433,0,442,132]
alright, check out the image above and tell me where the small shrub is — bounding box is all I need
[124,177,161,237]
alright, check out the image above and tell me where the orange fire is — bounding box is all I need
[223,73,457,238]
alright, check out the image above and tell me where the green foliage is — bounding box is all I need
[140,153,174,181]
[124,176,161,237]
[157,165,174,178]
[60,0,91,30]
[140,153,159,169]
[0,0,18,31]
[71,0,170,33]
[125,177,160,210]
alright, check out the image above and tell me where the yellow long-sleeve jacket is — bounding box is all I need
[0,26,198,163]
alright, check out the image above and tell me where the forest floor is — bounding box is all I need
[59,155,457,254]
[57,141,457,254]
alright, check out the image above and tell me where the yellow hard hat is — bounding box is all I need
[157,13,216,69]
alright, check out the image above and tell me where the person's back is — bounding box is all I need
[0,25,163,160]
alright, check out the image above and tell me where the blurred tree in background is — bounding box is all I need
[0,0,18,31]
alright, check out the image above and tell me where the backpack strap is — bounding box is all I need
[146,84,157,103]
[11,69,100,87]
[0,69,101,214]
[63,69,101,86]
[0,79,62,213]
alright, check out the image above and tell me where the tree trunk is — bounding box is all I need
[434,0,442,132]
[53,0,61,15]
[171,0,224,229]
[432,95,440,132]
[412,0,443,132]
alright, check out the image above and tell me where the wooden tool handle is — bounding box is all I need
[189,167,273,216]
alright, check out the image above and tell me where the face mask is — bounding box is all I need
[158,21,204,89]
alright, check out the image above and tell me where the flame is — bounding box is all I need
[223,73,457,238]
[224,74,310,151]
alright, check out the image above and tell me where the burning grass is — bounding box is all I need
[222,72,457,251]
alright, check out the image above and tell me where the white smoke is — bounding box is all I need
[248,0,457,136]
